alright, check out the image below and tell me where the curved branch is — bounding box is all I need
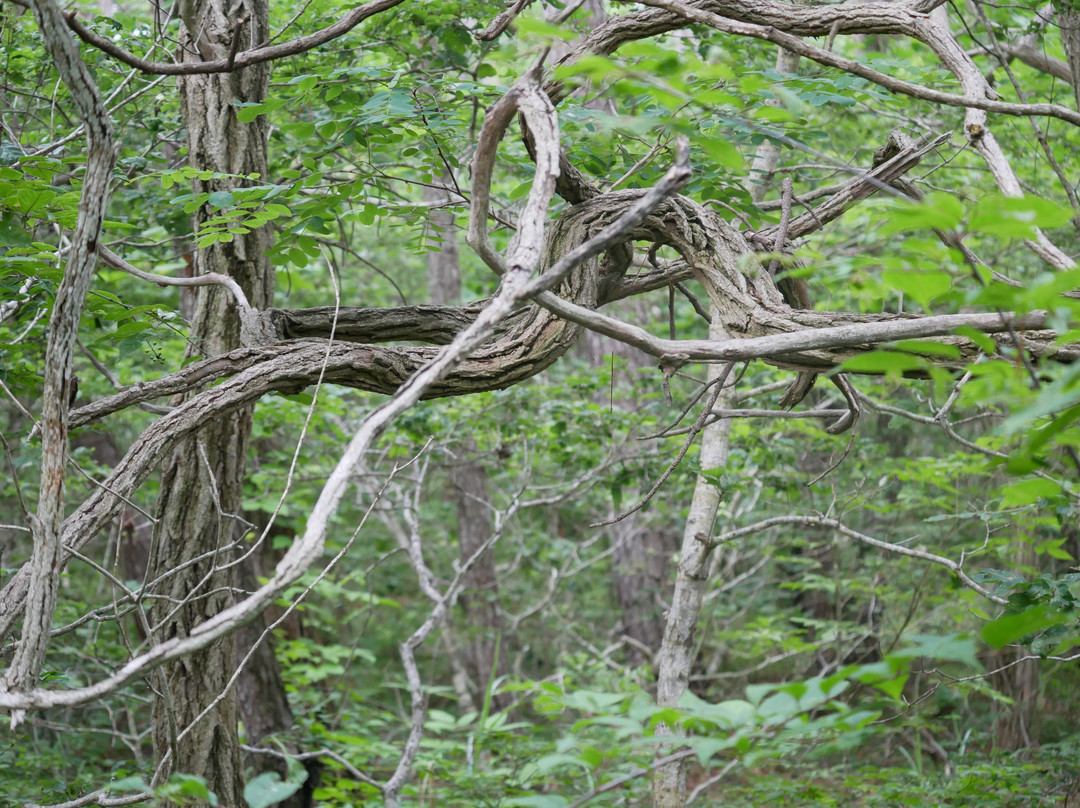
[2,185,1072,662]
[98,245,252,315]
[63,0,406,75]
[574,0,1073,268]
[635,0,1080,127]
[98,245,284,346]
[65,189,1072,435]
[0,67,564,713]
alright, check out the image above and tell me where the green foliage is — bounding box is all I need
[4,0,1080,804]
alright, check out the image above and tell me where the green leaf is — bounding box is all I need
[871,674,908,700]
[839,351,924,374]
[697,136,743,170]
[982,604,1072,649]
[891,339,960,358]
[516,17,578,41]
[998,477,1064,507]
[280,392,314,405]
[207,191,235,209]
[505,798,569,808]
[107,776,150,794]
[244,772,303,808]
[118,334,147,359]
[0,212,30,246]
[508,181,533,202]
[881,270,952,309]
[954,325,996,352]
[879,192,963,235]
[691,737,735,765]
[968,194,1073,238]
[892,633,979,667]
[236,102,274,122]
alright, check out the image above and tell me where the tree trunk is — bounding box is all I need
[652,318,732,808]
[451,448,508,705]
[989,648,1040,751]
[149,2,273,804]
[1059,11,1080,112]
[611,519,676,667]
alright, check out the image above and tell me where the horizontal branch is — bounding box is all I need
[536,291,1057,366]
[98,245,252,313]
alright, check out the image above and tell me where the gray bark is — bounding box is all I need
[583,299,679,668]
[450,448,508,706]
[149,0,273,804]
[424,178,461,307]
[745,48,800,204]
[1,0,116,714]
[652,319,732,808]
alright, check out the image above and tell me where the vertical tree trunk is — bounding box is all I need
[1059,11,1080,112]
[652,320,732,808]
[745,48,800,203]
[611,520,676,667]
[424,179,461,303]
[149,2,272,804]
[450,450,508,703]
[989,648,1040,750]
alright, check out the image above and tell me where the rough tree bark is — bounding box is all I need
[148,0,275,803]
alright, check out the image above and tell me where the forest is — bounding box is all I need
[2,0,1080,805]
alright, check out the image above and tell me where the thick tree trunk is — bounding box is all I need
[149,2,273,804]
[989,649,1040,751]
[1059,11,1080,112]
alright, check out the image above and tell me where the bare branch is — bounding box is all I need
[704,514,1005,603]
